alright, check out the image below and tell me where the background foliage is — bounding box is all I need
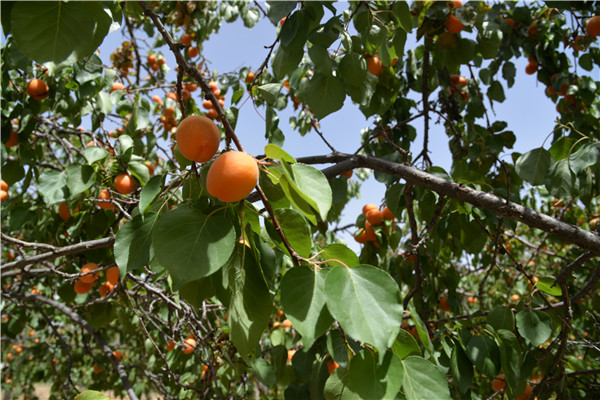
[1,1,600,399]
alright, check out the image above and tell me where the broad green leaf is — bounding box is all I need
[392,2,413,32]
[114,213,157,273]
[487,305,515,332]
[327,329,349,367]
[38,170,68,205]
[308,44,332,75]
[271,42,303,80]
[11,2,112,64]
[241,7,260,28]
[252,358,276,388]
[83,146,108,165]
[279,174,318,225]
[96,91,113,115]
[515,310,552,347]
[280,266,334,349]
[281,163,332,222]
[487,81,506,103]
[264,143,296,163]
[324,368,361,400]
[391,329,421,360]
[407,302,434,356]
[515,147,554,185]
[302,73,346,119]
[271,208,312,257]
[545,159,575,199]
[325,265,403,353]
[179,277,215,309]
[568,142,599,174]
[338,53,367,86]
[451,345,473,394]
[347,351,383,399]
[401,356,452,400]
[499,339,521,397]
[466,335,500,378]
[229,250,273,361]
[321,243,359,268]
[152,207,236,288]
[66,164,95,197]
[257,83,283,106]
[536,277,563,296]
[128,161,150,186]
[139,175,164,214]
[74,390,111,400]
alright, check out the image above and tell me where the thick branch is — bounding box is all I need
[1,237,115,272]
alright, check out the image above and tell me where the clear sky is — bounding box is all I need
[92,3,595,251]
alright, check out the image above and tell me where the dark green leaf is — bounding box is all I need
[515,310,552,347]
[515,148,554,185]
[302,73,346,119]
[114,213,157,273]
[466,335,500,378]
[487,305,515,332]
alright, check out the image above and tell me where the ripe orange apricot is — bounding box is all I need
[110,82,125,94]
[80,263,99,283]
[180,33,192,46]
[112,350,123,361]
[167,92,178,101]
[355,230,368,243]
[74,279,93,294]
[166,340,175,352]
[106,266,120,285]
[206,151,259,202]
[505,18,516,29]
[245,72,255,83]
[147,54,157,65]
[364,221,376,241]
[586,16,600,37]
[98,189,115,211]
[176,115,220,163]
[0,191,7,202]
[468,296,477,304]
[202,99,213,109]
[187,46,199,57]
[0,180,8,191]
[492,374,505,392]
[367,56,384,76]
[327,360,340,375]
[511,294,520,301]
[446,15,465,33]
[362,203,379,215]
[525,60,538,75]
[93,364,102,374]
[287,349,296,363]
[206,108,219,119]
[366,209,383,225]
[208,81,219,91]
[382,207,394,220]
[181,89,191,100]
[58,202,71,221]
[99,282,114,297]
[114,174,136,195]
[282,319,293,328]
[182,337,196,354]
[27,79,49,100]
[5,130,18,147]
[341,170,353,178]
[440,297,451,312]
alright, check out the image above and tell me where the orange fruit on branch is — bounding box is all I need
[0,180,8,191]
[27,79,49,100]
[446,15,465,33]
[58,202,71,221]
[112,350,123,361]
[206,151,259,202]
[180,33,192,46]
[367,56,383,76]
[245,72,255,83]
[182,337,196,354]
[366,209,383,225]
[176,115,220,163]
[110,82,125,94]
[5,130,18,147]
[586,16,600,37]
[99,282,114,297]
[106,266,120,285]
[80,263,99,283]
[114,174,136,194]
[74,279,93,294]
[362,203,379,215]
[98,189,115,211]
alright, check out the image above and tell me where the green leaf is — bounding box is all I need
[128,161,150,186]
[401,356,452,400]
[66,164,95,197]
[515,310,552,347]
[96,91,113,115]
[229,250,273,361]
[257,83,284,106]
[309,44,332,75]
[74,390,111,400]
[38,170,68,205]
[324,368,361,400]
[392,2,413,32]
[264,143,296,163]
[139,175,163,214]
[327,329,349,367]
[487,81,506,103]
[515,147,554,185]
[302,73,346,119]
[348,350,384,398]
[338,53,367,86]
[271,42,303,80]
[407,302,434,356]
[545,159,575,199]
[114,213,157,274]
[272,208,312,258]
[466,335,500,378]
[83,146,108,165]
[487,305,515,332]
[280,266,334,349]
[325,265,403,352]
[11,2,112,64]
[391,329,421,360]
[568,142,599,174]
[502,61,516,88]
[321,243,360,268]
[451,345,474,394]
[536,277,563,296]
[281,163,332,222]
[152,207,236,288]
[179,277,215,309]
[241,7,260,28]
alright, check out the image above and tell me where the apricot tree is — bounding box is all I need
[1,1,600,399]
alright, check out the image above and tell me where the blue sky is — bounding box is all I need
[93,4,594,251]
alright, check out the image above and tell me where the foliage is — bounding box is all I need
[2,1,600,399]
